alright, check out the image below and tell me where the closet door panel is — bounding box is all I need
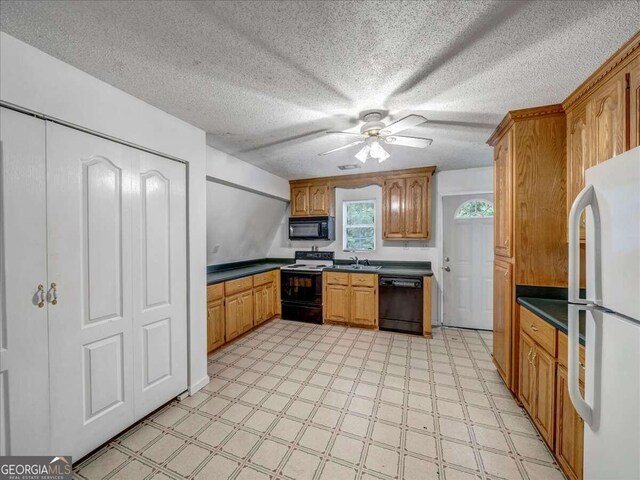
[0,107,50,455]
[46,122,135,461]
[132,152,187,419]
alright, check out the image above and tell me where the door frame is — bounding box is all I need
[437,188,493,326]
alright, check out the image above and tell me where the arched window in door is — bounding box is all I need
[454,199,494,219]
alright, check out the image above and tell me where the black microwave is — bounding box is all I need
[288,216,335,240]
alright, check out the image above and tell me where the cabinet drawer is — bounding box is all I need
[520,307,556,356]
[325,271,349,285]
[207,283,224,301]
[254,270,276,286]
[557,332,586,384]
[350,273,376,287]
[225,276,254,296]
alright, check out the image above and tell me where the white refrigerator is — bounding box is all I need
[568,146,640,480]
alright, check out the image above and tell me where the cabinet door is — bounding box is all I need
[350,286,377,327]
[225,293,241,341]
[494,131,513,258]
[493,260,512,387]
[265,282,276,319]
[533,346,556,446]
[566,106,590,242]
[518,332,535,416]
[404,175,429,239]
[325,284,349,322]
[588,70,626,165]
[240,290,254,333]
[207,299,225,352]
[630,56,640,149]
[556,366,584,480]
[253,287,265,325]
[309,184,330,215]
[383,178,406,238]
[291,185,309,216]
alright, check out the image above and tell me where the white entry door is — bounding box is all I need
[443,194,494,330]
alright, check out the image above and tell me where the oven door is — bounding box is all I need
[289,218,323,240]
[280,271,323,305]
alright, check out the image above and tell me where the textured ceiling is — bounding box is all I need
[1,1,638,179]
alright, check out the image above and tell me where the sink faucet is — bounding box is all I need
[350,256,360,266]
[362,259,370,266]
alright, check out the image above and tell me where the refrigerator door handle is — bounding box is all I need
[568,184,601,304]
[568,306,593,425]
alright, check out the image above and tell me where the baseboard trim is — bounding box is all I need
[189,375,210,395]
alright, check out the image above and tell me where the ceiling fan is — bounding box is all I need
[319,111,433,163]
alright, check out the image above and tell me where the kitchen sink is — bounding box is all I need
[332,264,382,271]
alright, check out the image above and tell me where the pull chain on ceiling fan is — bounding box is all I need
[319,112,432,163]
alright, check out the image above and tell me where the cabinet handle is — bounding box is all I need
[49,282,58,305]
[36,284,45,308]
[530,323,538,332]
[527,348,532,364]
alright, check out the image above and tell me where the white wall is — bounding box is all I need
[0,32,209,394]
[207,181,288,264]
[206,145,290,200]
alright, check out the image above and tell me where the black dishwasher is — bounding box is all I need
[379,276,423,335]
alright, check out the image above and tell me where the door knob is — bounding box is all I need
[444,257,450,262]
[444,266,451,272]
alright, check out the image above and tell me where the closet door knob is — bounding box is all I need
[49,282,58,305]
[37,284,45,308]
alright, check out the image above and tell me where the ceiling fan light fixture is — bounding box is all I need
[355,144,370,163]
[369,140,390,163]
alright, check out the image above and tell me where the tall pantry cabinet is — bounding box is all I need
[487,105,568,391]
[0,107,188,460]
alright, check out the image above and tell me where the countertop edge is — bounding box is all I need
[517,297,586,346]
[323,266,433,276]
[207,263,286,285]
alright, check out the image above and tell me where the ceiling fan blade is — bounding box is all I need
[318,140,365,156]
[384,135,433,148]
[325,130,366,138]
[380,114,427,135]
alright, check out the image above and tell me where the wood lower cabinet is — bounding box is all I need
[207,298,225,352]
[325,283,350,323]
[324,272,377,327]
[556,365,584,480]
[519,330,556,447]
[209,270,279,350]
[350,286,377,327]
[493,260,512,387]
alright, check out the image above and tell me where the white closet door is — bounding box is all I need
[46,122,136,460]
[132,152,187,418]
[0,108,50,455]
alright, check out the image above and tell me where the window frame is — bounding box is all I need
[454,199,494,219]
[342,199,376,252]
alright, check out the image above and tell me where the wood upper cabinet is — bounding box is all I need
[290,182,331,216]
[630,56,640,149]
[309,184,330,215]
[350,286,377,327]
[383,178,405,238]
[556,365,585,480]
[404,175,430,238]
[532,345,556,445]
[325,283,349,323]
[493,131,513,258]
[493,260,512,388]
[587,70,627,166]
[566,105,590,241]
[291,185,309,216]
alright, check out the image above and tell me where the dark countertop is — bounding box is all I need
[323,265,433,277]
[207,261,289,285]
[517,297,586,345]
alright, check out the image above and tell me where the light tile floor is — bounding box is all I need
[74,320,565,480]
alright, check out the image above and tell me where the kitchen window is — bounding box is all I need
[343,199,376,251]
